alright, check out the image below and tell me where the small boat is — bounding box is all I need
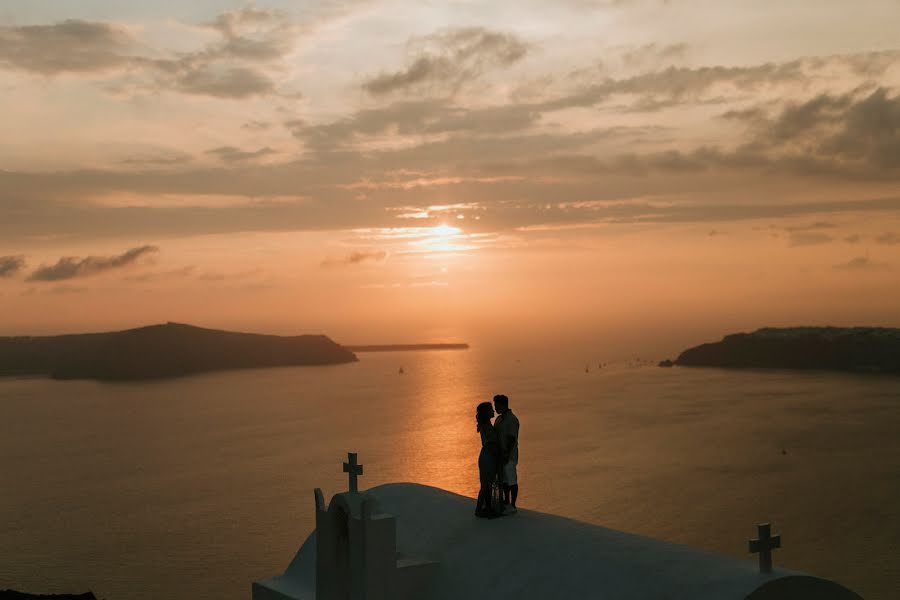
[398,366,404,374]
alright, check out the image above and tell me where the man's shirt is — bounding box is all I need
[494,410,520,464]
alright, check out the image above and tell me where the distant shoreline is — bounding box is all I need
[663,326,900,375]
[0,322,357,381]
[346,343,469,352]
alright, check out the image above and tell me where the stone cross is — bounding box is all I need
[343,452,364,493]
[748,522,781,573]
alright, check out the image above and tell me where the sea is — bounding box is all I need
[1,345,898,600]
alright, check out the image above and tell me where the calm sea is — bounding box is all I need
[1,346,898,600]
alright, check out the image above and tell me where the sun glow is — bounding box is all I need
[431,224,462,237]
[410,224,468,254]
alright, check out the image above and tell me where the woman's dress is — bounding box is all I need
[479,423,500,483]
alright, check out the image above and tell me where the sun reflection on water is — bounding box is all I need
[394,347,488,497]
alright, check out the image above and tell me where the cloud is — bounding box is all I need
[785,221,836,232]
[242,120,272,131]
[5,150,900,240]
[0,19,135,74]
[20,284,87,296]
[132,7,303,98]
[158,64,276,98]
[208,6,299,61]
[124,266,196,282]
[721,106,768,122]
[207,146,278,162]
[287,99,544,151]
[300,52,896,156]
[547,50,900,113]
[620,43,688,69]
[728,87,900,175]
[1,8,303,98]
[876,231,900,245]
[0,255,26,278]
[833,256,890,271]
[362,27,529,96]
[28,245,158,281]
[321,250,387,267]
[119,151,193,167]
[544,60,806,112]
[788,232,833,246]
[294,53,900,175]
[4,43,900,244]
[819,49,900,78]
[517,87,900,179]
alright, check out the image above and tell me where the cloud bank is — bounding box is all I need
[0,7,303,98]
[0,255,26,278]
[0,19,134,74]
[28,245,159,281]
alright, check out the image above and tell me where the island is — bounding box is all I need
[345,343,469,352]
[0,322,358,381]
[665,327,900,374]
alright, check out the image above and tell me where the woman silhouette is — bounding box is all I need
[475,401,502,518]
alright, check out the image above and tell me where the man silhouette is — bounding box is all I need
[492,394,520,513]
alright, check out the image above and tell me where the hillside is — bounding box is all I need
[0,322,357,381]
[671,327,900,374]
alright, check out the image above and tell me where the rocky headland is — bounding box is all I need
[0,322,357,381]
[664,327,900,374]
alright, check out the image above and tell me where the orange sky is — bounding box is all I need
[2,1,900,353]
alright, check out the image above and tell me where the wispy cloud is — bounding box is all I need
[0,255,26,278]
[0,7,305,98]
[28,245,159,281]
[785,221,836,232]
[341,175,520,191]
[620,42,688,69]
[21,284,87,296]
[876,231,900,245]
[788,232,833,246]
[724,87,900,175]
[833,255,890,271]
[206,146,278,163]
[362,27,529,96]
[0,19,134,74]
[320,249,387,267]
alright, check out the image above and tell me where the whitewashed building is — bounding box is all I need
[252,453,863,600]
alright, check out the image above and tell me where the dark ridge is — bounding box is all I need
[346,343,469,352]
[0,322,357,381]
[670,327,900,374]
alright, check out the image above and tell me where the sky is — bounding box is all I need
[1,0,899,353]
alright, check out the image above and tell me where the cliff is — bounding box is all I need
[673,327,900,374]
[0,322,357,381]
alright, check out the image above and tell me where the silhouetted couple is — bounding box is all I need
[474,394,520,518]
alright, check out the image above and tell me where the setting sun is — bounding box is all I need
[410,224,467,254]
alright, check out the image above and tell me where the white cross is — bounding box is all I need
[748,523,781,573]
[343,452,364,493]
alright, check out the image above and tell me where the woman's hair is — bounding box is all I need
[476,401,493,432]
